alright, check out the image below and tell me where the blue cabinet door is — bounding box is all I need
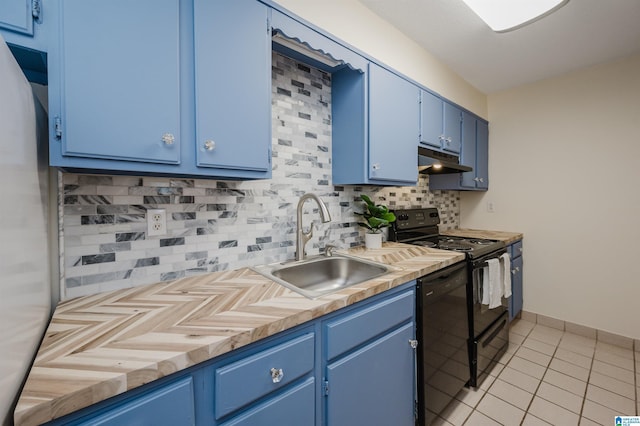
[430,113,489,191]
[443,101,462,153]
[475,120,489,189]
[0,0,34,35]
[368,63,419,184]
[420,89,444,150]
[73,377,195,426]
[325,322,415,426]
[510,255,523,321]
[194,0,271,174]
[53,0,181,165]
[460,111,477,188]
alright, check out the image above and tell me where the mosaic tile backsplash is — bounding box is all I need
[60,52,460,299]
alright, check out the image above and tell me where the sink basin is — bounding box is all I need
[251,255,395,299]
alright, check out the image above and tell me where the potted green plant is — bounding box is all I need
[356,194,396,249]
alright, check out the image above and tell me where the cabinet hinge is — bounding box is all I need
[54,116,62,139]
[323,380,329,396]
[32,0,41,20]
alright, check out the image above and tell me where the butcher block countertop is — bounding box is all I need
[15,242,464,426]
[442,228,523,245]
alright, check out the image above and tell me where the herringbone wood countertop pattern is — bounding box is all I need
[15,243,465,425]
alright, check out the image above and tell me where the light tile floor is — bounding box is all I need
[434,318,639,425]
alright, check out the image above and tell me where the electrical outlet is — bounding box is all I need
[487,201,495,213]
[147,209,167,236]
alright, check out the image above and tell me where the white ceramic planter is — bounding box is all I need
[365,232,382,249]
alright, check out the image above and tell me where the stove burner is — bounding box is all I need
[468,239,494,245]
[413,240,437,248]
[437,243,473,252]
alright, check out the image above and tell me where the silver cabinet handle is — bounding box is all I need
[372,163,380,171]
[511,269,516,275]
[409,339,418,349]
[519,247,523,253]
[270,368,284,383]
[161,133,175,145]
[479,177,484,183]
[474,177,480,182]
[204,140,216,151]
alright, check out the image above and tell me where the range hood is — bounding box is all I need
[418,146,473,174]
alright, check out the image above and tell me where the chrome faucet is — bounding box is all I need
[296,193,332,261]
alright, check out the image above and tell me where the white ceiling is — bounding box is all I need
[358,0,640,93]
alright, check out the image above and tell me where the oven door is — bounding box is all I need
[470,311,508,387]
[471,249,509,337]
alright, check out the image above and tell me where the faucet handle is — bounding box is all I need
[324,244,339,257]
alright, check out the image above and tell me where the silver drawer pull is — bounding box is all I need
[409,339,418,349]
[270,368,284,383]
[204,140,216,151]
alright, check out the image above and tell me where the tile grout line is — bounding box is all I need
[632,340,640,416]
[578,335,597,423]
[518,326,564,426]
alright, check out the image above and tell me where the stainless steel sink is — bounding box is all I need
[251,254,395,299]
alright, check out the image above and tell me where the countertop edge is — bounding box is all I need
[441,228,524,245]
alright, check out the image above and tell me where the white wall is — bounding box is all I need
[461,54,640,339]
[273,0,488,119]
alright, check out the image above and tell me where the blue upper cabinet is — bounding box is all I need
[0,0,36,36]
[51,0,181,166]
[430,112,490,191]
[368,63,420,184]
[333,63,419,186]
[48,0,272,179]
[420,90,462,154]
[475,119,489,189]
[0,0,48,81]
[460,111,479,188]
[194,0,271,174]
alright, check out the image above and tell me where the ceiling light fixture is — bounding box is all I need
[460,0,569,33]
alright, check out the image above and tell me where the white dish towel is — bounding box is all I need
[501,252,512,299]
[483,258,502,309]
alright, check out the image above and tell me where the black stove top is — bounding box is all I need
[390,208,505,259]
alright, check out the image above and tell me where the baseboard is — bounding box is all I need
[518,310,638,351]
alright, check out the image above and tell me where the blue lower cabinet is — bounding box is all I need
[325,322,415,426]
[322,286,416,426]
[72,377,195,426]
[43,283,417,426]
[508,241,523,321]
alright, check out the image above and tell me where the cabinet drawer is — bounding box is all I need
[510,241,523,259]
[214,332,315,419]
[324,288,414,361]
[74,377,195,426]
[219,378,315,426]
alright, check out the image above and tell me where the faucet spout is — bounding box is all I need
[296,193,332,261]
